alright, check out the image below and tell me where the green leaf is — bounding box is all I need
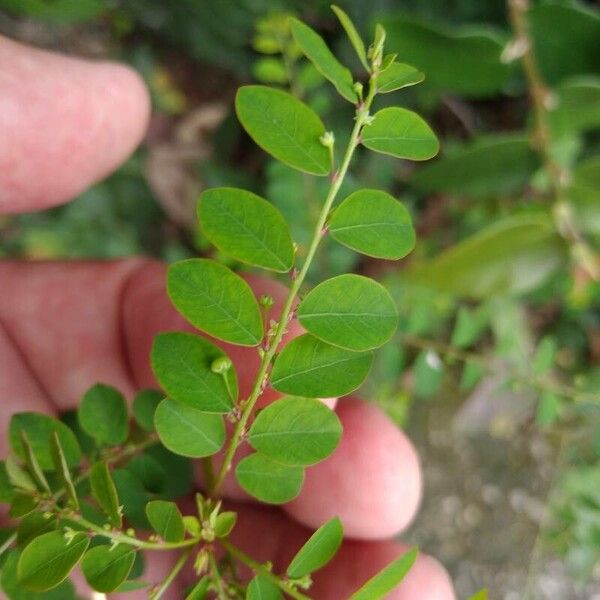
[132,389,163,433]
[9,493,38,518]
[248,397,342,466]
[17,513,58,547]
[154,398,225,458]
[5,456,36,493]
[469,589,488,600]
[186,576,211,600]
[380,14,509,97]
[235,85,331,176]
[547,77,600,138]
[111,470,150,529]
[17,531,89,592]
[252,57,288,84]
[533,336,557,376]
[19,431,50,493]
[570,156,600,235]
[298,274,398,351]
[50,432,78,510]
[126,454,166,493]
[290,18,356,103]
[152,332,237,413]
[408,214,568,298]
[81,544,135,593]
[214,511,237,538]
[145,500,185,543]
[78,384,128,446]
[271,334,373,397]
[377,62,424,93]
[451,306,489,349]
[89,461,121,528]
[362,107,439,161]
[235,453,304,505]
[287,517,343,578]
[410,135,539,199]
[331,5,369,72]
[329,189,415,260]
[459,361,485,393]
[536,392,562,427]
[0,461,16,503]
[198,187,294,272]
[349,547,418,600]
[9,413,81,472]
[167,259,263,346]
[413,350,444,399]
[246,575,283,600]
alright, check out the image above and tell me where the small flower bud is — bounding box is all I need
[259,294,274,308]
[211,356,232,374]
[319,131,335,148]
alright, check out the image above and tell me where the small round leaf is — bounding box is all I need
[377,62,425,93]
[235,453,304,504]
[362,107,439,160]
[167,259,263,346]
[236,85,331,176]
[17,531,89,592]
[271,334,373,397]
[9,413,81,471]
[78,384,129,446]
[132,389,163,433]
[249,397,342,466]
[81,544,136,593]
[329,189,416,260]
[151,332,237,413]
[198,187,294,272]
[297,275,398,351]
[145,500,184,543]
[154,399,225,458]
[247,575,284,600]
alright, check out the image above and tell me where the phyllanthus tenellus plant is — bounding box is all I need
[0,7,458,599]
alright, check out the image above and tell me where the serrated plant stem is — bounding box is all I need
[211,80,378,496]
[150,546,194,600]
[221,538,311,600]
[507,0,599,281]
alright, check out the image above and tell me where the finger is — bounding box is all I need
[283,397,422,540]
[0,259,300,410]
[0,35,150,214]
[229,502,455,600]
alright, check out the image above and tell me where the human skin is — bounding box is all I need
[0,35,455,599]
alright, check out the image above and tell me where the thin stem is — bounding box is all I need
[507,0,599,281]
[201,456,216,492]
[0,532,17,559]
[150,546,194,600]
[65,513,201,551]
[211,81,378,495]
[209,550,228,599]
[221,538,310,600]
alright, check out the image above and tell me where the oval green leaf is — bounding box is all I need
[17,531,89,592]
[249,397,341,466]
[246,574,284,600]
[198,187,294,272]
[145,500,184,543]
[50,432,79,509]
[89,461,121,528]
[81,544,136,593]
[9,413,81,472]
[154,399,225,458]
[271,334,373,397]
[297,275,398,351]
[132,389,163,433]
[329,189,415,260]
[377,62,424,93]
[235,85,331,176]
[349,547,418,600]
[78,384,128,446]
[235,453,304,505]
[331,5,369,73]
[152,332,236,414]
[287,517,343,578]
[167,259,263,346]
[290,18,357,103]
[362,107,439,161]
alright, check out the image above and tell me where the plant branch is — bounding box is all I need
[211,80,379,495]
[507,0,599,281]
[209,549,228,599]
[221,538,310,600]
[150,546,195,600]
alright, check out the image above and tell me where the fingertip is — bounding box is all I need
[283,397,422,539]
[0,35,150,213]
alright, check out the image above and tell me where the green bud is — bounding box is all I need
[259,294,275,308]
[320,131,335,148]
[211,356,232,374]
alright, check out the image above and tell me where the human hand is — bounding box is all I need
[0,35,455,599]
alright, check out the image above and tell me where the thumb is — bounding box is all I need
[0,35,150,214]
